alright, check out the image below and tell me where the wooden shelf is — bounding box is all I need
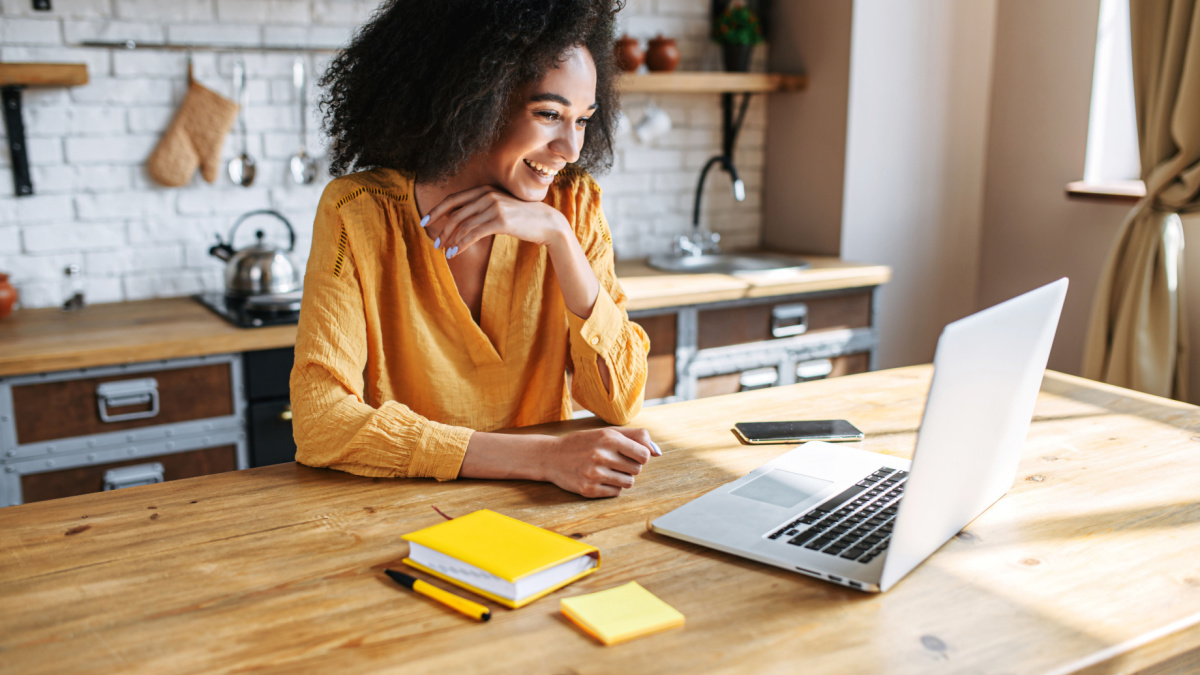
[618,71,806,94]
[1065,180,1145,204]
[0,63,89,87]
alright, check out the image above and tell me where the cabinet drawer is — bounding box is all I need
[249,400,297,467]
[697,291,872,350]
[634,312,676,400]
[695,353,871,399]
[19,445,238,504]
[12,363,234,444]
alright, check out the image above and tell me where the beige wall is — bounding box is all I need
[763,0,853,257]
[840,0,997,368]
[977,0,1130,376]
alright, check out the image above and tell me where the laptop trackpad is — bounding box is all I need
[730,470,832,508]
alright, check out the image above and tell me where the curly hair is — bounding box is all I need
[319,0,624,180]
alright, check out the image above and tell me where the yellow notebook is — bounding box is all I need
[401,509,599,609]
[561,582,685,646]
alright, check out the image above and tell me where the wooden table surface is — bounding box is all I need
[4,366,1195,675]
[0,256,889,378]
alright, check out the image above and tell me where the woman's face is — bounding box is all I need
[480,46,598,202]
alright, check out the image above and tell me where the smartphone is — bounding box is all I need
[732,419,864,445]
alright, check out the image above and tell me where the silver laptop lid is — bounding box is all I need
[880,278,1068,591]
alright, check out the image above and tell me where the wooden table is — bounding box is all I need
[2,366,1198,674]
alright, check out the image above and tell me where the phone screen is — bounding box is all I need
[734,420,864,444]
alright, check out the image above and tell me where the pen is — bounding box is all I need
[385,569,491,622]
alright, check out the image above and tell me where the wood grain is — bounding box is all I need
[616,255,892,312]
[618,72,807,94]
[0,298,297,377]
[0,63,89,87]
[696,289,872,350]
[12,363,233,444]
[1,367,1198,674]
[20,445,238,504]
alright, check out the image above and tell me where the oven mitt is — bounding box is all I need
[146,80,239,187]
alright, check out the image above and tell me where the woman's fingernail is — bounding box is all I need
[445,249,452,259]
[433,236,440,249]
[651,441,662,456]
[420,214,430,227]
[451,246,459,256]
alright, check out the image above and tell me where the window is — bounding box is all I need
[1084,0,1140,183]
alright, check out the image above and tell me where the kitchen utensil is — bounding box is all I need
[208,210,302,297]
[227,58,256,187]
[289,59,317,185]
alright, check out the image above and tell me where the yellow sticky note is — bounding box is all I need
[560,582,685,646]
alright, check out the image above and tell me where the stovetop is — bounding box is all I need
[194,292,301,328]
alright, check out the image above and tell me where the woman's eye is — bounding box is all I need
[536,110,560,121]
[576,117,590,127]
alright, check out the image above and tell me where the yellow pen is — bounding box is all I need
[385,569,491,622]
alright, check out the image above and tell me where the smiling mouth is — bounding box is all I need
[523,159,560,180]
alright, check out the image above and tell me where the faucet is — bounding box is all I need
[675,93,752,258]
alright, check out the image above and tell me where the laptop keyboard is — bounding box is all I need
[768,467,908,564]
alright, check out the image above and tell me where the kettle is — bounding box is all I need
[209,210,302,297]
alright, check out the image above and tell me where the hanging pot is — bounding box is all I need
[208,210,302,298]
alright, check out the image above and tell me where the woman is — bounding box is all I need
[290,0,658,498]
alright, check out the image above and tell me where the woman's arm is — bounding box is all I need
[290,186,472,480]
[427,175,649,423]
[458,426,658,498]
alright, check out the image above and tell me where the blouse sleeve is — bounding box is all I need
[564,176,651,425]
[289,185,474,480]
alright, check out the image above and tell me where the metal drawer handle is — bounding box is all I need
[103,462,165,491]
[796,359,834,381]
[739,367,778,391]
[771,303,808,338]
[97,378,160,423]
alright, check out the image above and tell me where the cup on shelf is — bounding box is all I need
[634,105,672,143]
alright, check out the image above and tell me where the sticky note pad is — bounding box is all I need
[560,582,685,646]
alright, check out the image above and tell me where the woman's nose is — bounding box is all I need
[550,126,584,163]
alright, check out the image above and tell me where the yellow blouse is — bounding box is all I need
[289,167,650,480]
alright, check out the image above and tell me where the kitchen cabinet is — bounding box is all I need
[628,285,878,406]
[0,355,247,506]
[0,258,889,503]
[243,347,297,467]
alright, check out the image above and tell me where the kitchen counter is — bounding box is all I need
[0,256,890,378]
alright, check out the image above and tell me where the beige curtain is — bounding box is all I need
[1082,0,1200,399]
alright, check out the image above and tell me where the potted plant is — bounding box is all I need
[712,1,764,72]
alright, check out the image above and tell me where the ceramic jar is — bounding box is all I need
[614,34,644,73]
[645,34,680,72]
[0,273,16,319]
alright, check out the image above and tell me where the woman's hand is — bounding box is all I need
[424,185,568,258]
[541,427,661,498]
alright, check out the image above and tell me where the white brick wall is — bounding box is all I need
[0,0,769,309]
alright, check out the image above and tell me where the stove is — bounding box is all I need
[195,291,302,328]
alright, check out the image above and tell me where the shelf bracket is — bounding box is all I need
[1,86,33,197]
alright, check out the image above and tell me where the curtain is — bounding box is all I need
[1082,0,1200,399]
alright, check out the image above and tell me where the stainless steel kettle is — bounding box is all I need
[209,210,302,297]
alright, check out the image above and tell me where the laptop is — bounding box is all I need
[651,278,1068,593]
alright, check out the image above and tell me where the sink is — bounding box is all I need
[647,252,811,276]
